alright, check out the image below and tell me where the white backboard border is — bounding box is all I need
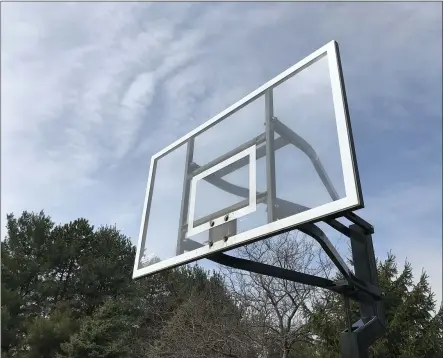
[133,40,363,279]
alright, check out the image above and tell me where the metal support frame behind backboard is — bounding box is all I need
[176,138,195,255]
[265,89,277,223]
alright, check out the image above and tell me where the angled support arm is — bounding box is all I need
[208,252,340,291]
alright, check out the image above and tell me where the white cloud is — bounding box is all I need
[1,2,441,303]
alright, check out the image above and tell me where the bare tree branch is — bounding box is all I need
[220,230,337,358]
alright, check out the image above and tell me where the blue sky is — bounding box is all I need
[2,2,442,303]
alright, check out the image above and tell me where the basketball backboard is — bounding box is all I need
[133,40,363,279]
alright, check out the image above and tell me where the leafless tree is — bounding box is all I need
[145,289,257,358]
[221,230,335,358]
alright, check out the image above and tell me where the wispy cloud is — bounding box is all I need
[2,3,441,300]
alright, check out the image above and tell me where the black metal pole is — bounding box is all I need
[340,224,385,358]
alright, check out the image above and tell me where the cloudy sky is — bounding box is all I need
[2,2,442,303]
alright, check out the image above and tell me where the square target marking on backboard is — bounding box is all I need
[186,145,257,238]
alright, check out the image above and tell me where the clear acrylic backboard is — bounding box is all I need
[133,40,363,279]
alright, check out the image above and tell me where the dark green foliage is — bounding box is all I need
[164,265,228,309]
[1,211,249,358]
[372,254,442,358]
[2,211,56,354]
[25,306,78,358]
[309,252,443,358]
[2,211,442,358]
[58,298,143,358]
[1,280,25,353]
[1,211,136,357]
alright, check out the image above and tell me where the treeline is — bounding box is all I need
[1,211,442,358]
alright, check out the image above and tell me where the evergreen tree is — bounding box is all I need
[308,252,443,357]
[24,305,78,358]
[1,211,136,357]
[58,297,144,358]
[1,211,247,357]
[4,210,440,358]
